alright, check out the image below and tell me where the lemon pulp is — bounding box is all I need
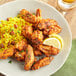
[43,34,64,50]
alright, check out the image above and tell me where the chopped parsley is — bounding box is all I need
[22,15,25,16]
[33,62,36,65]
[28,55,30,58]
[21,50,24,53]
[10,28,14,31]
[32,13,35,15]
[8,60,12,64]
[17,30,21,33]
[19,50,24,54]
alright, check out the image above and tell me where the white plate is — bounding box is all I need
[0,0,72,76]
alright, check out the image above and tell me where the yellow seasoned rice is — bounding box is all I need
[0,17,32,51]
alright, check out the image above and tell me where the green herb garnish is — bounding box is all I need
[32,13,35,15]
[21,50,24,53]
[22,15,25,16]
[19,50,24,54]
[10,28,14,31]
[33,62,36,65]
[17,30,21,33]
[10,28,12,31]
[8,60,12,64]
[28,55,30,58]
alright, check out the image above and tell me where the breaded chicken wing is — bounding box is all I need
[14,50,26,61]
[31,30,44,45]
[15,40,27,51]
[14,50,37,62]
[38,45,60,56]
[24,45,34,70]
[36,8,42,18]
[35,19,61,35]
[21,25,33,39]
[20,9,40,24]
[43,25,62,35]
[37,19,58,30]
[0,46,15,59]
[34,49,42,56]
[32,56,53,70]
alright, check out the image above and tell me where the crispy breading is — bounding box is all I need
[37,19,58,30]
[14,50,26,61]
[31,30,44,45]
[14,52,37,62]
[21,25,33,39]
[43,25,61,35]
[15,40,27,51]
[32,56,53,70]
[36,8,42,17]
[34,49,42,56]
[24,45,34,70]
[20,9,40,24]
[0,46,15,59]
[36,19,61,35]
[38,45,60,56]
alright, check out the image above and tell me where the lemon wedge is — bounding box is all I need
[43,34,64,50]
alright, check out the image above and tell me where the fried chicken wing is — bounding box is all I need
[20,9,40,24]
[15,40,27,51]
[36,8,42,17]
[38,45,60,56]
[43,25,61,35]
[31,30,44,45]
[14,50,37,62]
[32,56,53,70]
[34,49,42,56]
[14,50,26,61]
[24,45,34,70]
[37,19,57,30]
[35,19,61,35]
[0,46,15,59]
[22,25,33,39]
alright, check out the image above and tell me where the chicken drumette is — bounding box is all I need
[24,45,34,70]
[14,50,26,61]
[15,40,27,51]
[20,9,41,24]
[35,19,61,35]
[36,8,42,17]
[34,48,42,56]
[14,40,27,61]
[22,25,33,40]
[0,46,15,59]
[32,56,53,70]
[37,44,60,56]
[31,30,44,45]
